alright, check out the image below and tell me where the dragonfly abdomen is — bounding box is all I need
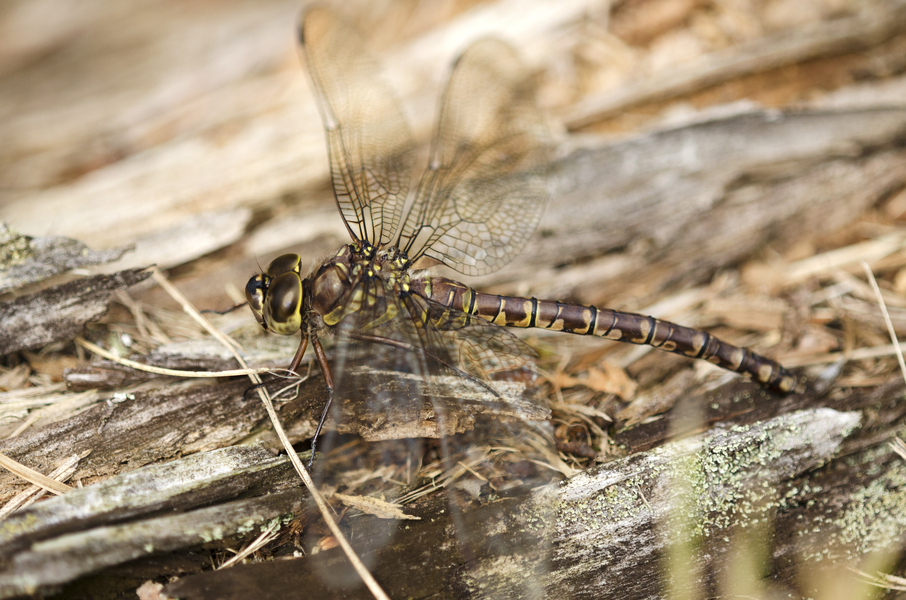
[414,276,796,394]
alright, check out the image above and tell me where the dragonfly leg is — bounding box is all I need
[242,332,312,402]
[308,335,334,470]
[287,333,310,375]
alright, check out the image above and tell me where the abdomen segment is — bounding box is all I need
[411,276,796,394]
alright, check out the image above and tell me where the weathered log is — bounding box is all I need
[0,445,305,598]
[157,405,897,600]
[502,107,906,301]
[2,2,906,599]
[564,5,906,127]
[0,365,539,505]
[0,224,132,294]
[0,268,150,355]
[4,378,902,599]
[140,105,906,312]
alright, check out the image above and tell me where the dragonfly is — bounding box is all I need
[245,8,797,456]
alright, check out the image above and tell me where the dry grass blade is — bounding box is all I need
[4,389,103,440]
[149,268,243,353]
[218,519,283,570]
[851,567,906,592]
[888,437,906,462]
[779,343,906,368]
[334,493,421,520]
[396,449,492,504]
[783,232,906,285]
[0,452,86,518]
[74,337,274,378]
[861,261,906,386]
[549,401,612,422]
[114,289,172,346]
[0,451,72,495]
[148,267,390,600]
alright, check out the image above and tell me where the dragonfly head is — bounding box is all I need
[246,254,306,335]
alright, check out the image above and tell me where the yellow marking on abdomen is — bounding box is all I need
[492,298,508,326]
[728,348,745,370]
[510,300,534,327]
[635,318,650,343]
[688,332,706,356]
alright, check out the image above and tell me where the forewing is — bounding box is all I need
[396,39,551,276]
[300,8,414,246]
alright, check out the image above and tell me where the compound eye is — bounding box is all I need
[245,275,266,324]
[264,272,303,334]
[266,254,302,278]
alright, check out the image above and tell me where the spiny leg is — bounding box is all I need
[308,335,335,470]
[265,332,334,471]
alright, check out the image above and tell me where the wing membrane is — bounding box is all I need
[297,12,555,590]
[300,8,414,246]
[397,39,551,276]
[322,276,542,420]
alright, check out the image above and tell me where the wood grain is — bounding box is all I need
[0,268,150,354]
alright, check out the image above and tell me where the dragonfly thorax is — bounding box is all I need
[309,253,353,321]
[310,243,412,327]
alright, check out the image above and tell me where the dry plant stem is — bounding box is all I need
[781,343,906,368]
[861,261,906,386]
[851,568,906,593]
[889,437,906,462]
[74,337,275,378]
[149,268,243,353]
[0,452,84,518]
[0,452,71,495]
[784,232,906,286]
[148,268,390,600]
[218,519,282,570]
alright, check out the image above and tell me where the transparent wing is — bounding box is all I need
[402,292,536,381]
[396,38,551,276]
[308,279,553,590]
[300,8,414,246]
[326,281,540,410]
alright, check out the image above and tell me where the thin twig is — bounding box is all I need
[149,267,390,600]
